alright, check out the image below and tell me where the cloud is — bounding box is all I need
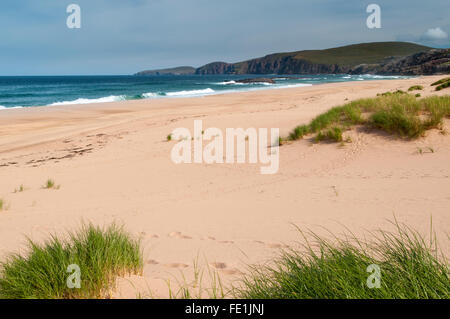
[423,27,448,40]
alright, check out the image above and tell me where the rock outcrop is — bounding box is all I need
[349,49,450,75]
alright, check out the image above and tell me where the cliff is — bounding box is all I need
[134,42,449,76]
[195,42,438,75]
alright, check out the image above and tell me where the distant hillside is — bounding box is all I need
[135,66,195,76]
[351,48,450,75]
[195,42,433,75]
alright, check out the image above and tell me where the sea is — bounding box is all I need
[0,74,409,110]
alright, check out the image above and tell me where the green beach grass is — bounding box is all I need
[0,223,143,299]
[286,94,450,143]
[408,85,423,91]
[43,178,59,189]
[237,222,449,299]
[0,221,448,299]
[431,77,450,91]
[431,77,450,86]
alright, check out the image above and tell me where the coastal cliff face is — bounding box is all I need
[195,49,450,75]
[136,42,449,76]
[195,57,349,75]
[350,49,450,75]
[194,62,235,75]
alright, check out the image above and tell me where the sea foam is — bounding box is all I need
[165,88,215,97]
[48,95,126,106]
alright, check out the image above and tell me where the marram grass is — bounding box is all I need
[286,94,450,142]
[0,223,143,299]
[236,222,449,299]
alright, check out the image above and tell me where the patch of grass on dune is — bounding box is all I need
[0,224,143,299]
[237,221,449,299]
[286,94,450,142]
[43,179,59,190]
[0,199,4,211]
[431,77,450,91]
[408,85,423,91]
[436,81,450,91]
[431,77,450,86]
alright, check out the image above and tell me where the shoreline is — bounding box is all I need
[0,74,412,111]
[0,75,449,298]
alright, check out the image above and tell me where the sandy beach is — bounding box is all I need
[0,76,449,298]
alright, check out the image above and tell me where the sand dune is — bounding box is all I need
[0,76,449,298]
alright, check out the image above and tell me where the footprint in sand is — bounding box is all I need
[168,232,192,240]
[210,262,227,270]
[146,259,159,265]
[165,263,189,269]
[254,240,288,249]
[139,232,159,239]
[218,240,234,244]
[209,262,243,276]
[221,268,243,276]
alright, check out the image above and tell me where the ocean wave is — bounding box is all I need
[0,105,23,110]
[216,81,244,85]
[142,92,159,98]
[48,95,126,106]
[165,88,215,97]
[215,80,277,86]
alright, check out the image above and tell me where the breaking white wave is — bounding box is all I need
[216,80,244,85]
[48,95,126,106]
[0,105,23,110]
[165,88,215,97]
[142,92,160,98]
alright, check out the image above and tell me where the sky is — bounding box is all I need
[0,0,449,75]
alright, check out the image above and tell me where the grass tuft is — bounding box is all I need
[408,85,423,91]
[43,179,59,190]
[167,134,172,141]
[14,185,25,193]
[287,94,450,142]
[0,199,3,211]
[431,77,450,91]
[436,81,450,91]
[237,221,449,299]
[431,77,450,86]
[315,127,343,143]
[0,223,143,299]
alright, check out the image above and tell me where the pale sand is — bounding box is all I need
[0,76,449,298]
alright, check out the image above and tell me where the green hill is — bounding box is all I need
[286,42,432,66]
[196,42,433,75]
